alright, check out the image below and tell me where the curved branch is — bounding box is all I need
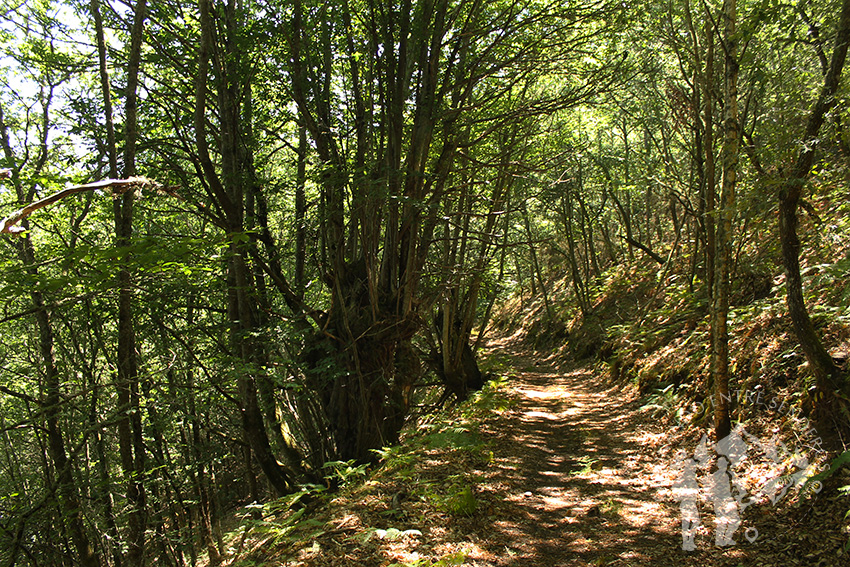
[1,177,159,234]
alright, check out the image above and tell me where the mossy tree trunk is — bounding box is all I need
[712,0,737,442]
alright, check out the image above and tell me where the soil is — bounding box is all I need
[243,342,850,566]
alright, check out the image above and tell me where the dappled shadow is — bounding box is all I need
[272,345,847,566]
[466,345,753,566]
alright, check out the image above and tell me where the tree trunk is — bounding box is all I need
[295,123,308,300]
[87,10,123,558]
[231,247,294,495]
[194,0,296,496]
[522,204,552,319]
[778,0,850,413]
[712,0,738,442]
[0,99,100,567]
[116,3,149,564]
[115,189,147,567]
[703,9,717,302]
[94,396,123,567]
[19,239,101,567]
[561,196,590,316]
[186,370,220,566]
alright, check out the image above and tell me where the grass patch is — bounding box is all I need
[571,455,600,476]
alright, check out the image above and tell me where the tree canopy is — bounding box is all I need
[1,0,849,565]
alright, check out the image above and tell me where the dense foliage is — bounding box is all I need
[0,0,848,565]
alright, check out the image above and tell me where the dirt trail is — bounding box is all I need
[475,346,845,567]
[474,345,692,566]
[275,347,845,566]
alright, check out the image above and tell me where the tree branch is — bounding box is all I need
[1,177,162,235]
[620,235,666,264]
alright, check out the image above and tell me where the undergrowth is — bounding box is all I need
[489,197,850,554]
[222,374,517,566]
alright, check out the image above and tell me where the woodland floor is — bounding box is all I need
[243,342,850,567]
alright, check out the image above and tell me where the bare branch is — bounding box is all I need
[1,177,162,235]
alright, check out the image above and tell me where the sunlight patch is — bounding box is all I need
[525,410,559,419]
[516,388,557,399]
[630,431,668,445]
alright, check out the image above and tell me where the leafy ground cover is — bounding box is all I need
[218,339,850,566]
[213,225,850,565]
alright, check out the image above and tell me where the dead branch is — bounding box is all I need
[1,177,163,235]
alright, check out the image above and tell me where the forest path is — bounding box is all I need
[275,345,808,566]
[473,342,683,566]
[471,341,754,566]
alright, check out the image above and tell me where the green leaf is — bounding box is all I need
[803,450,850,490]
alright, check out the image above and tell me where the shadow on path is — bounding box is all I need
[276,344,841,566]
[475,344,751,566]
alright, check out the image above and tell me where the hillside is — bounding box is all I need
[212,212,850,564]
[220,341,850,566]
